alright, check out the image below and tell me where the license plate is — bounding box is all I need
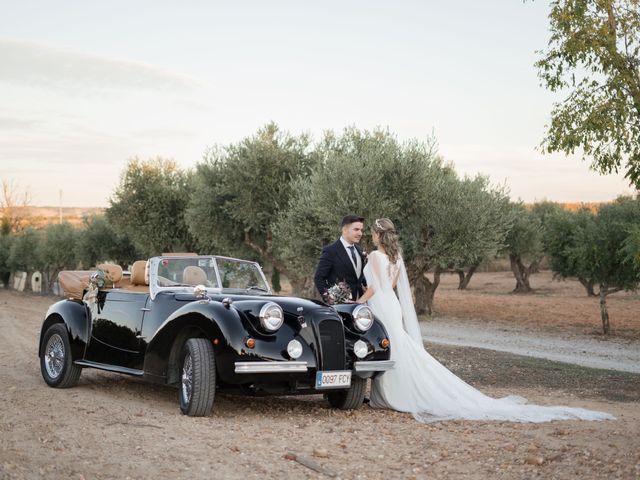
[315,370,351,389]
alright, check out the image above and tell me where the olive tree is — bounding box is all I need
[107,157,195,257]
[503,203,545,293]
[77,215,139,268]
[573,196,640,334]
[187,123,319,285]
[41,222,77,292]
[404,173,513,313]
[545,206,599,296]
[536,0,640,187]
[274,127,512,314]
[622,224,640,268]
[272,127,433,295]
[441,177,513,291]
[0,233,13,288]
[7,228,44,290]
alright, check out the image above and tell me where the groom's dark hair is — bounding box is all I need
[341,214,365,227]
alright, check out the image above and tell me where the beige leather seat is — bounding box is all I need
[130,260,149,286]
[183,266,207,285]
[97,263,123,285]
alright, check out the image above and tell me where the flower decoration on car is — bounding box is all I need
[326,281,352,304]
[84,267,116,304]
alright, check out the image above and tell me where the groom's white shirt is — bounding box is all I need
[340,236,362,277]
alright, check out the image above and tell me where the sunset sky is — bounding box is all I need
[0,1,636,207]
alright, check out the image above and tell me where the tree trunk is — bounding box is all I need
[413,275,429,315]
[509,254,533,293]
[578,277,597,297]
[457,263,479,290]
[413,268,441,315]
[599,284,610,335]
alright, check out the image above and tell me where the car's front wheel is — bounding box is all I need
[326,375,366,410]
[179,338,216,416]
[40,323,82,388]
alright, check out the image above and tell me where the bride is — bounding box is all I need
[355,218,613,423]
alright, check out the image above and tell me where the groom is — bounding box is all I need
[314,214,367,302]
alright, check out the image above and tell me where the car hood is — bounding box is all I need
[208,293,331,316]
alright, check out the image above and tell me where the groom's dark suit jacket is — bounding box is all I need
[314,239,367,300]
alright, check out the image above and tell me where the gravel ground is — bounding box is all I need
[421,319,640,373]
[1,289,639,480]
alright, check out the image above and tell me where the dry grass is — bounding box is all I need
[431,270,640,339]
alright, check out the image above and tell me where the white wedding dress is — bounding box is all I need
[364,250,614,423]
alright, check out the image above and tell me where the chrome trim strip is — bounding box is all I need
[234,361,308,373]
[354,360,395,372]
[74,360,144,376]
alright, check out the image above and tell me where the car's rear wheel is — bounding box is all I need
[326,375,366,410]
[179,338,216,416]
[40,323,82,388]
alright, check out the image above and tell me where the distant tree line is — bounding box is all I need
[1,124,639,334]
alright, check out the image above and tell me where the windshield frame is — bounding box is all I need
[148,255,271,300]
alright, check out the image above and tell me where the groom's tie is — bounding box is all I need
[348,245,358,269]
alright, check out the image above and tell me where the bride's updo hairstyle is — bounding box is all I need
[372,218,401,265]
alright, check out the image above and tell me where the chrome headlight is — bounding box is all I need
[259,302,284,332]
[353,305,374,331]
[287,339,303,359]
[353,340,368,358]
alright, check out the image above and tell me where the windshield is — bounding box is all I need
[156,257,220,288]
[216,258,269,292]
[153,256,269,293]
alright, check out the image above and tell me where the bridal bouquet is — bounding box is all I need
[326,282,352,304]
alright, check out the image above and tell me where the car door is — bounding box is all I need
[85,291,149,370]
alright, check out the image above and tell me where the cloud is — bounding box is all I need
[0,38,203,94]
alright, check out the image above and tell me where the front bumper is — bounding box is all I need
[234,359,395,375]
[354,360,395,372]
[235,361,308,373]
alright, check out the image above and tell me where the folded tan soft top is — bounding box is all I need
[58,264,127,300]
[58,271,93,300]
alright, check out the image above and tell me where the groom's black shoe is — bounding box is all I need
[363,397,370,405]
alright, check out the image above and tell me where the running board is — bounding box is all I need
[74,360,144,376]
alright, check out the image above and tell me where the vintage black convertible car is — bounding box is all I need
[39,255,394,416]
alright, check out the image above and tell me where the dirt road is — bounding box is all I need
[1,290,639,479]
[422,319,640,373]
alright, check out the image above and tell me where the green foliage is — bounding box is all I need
[416,174,513,272]
[187,123,317,263]
[77,215,139,268]
[272,127,436,291]
[271,267,281,293]
[8,228,44,272]
[107,157,194,257]
[273,126,513,309]
[41,223,77,288]
[622,224,640,268]
[545,206,596,282]
[0,233,12,287]
[503,203,544,263]
[536,0,640,187]
[575,196,640,291]
[546,196,640,333]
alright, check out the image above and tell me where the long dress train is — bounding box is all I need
[364,250,614,423]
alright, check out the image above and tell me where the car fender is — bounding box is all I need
[143,299,247,381]
[39,299,90,360]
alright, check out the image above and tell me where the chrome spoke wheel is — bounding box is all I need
[44,333,65,379]
[181,353,193,405]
